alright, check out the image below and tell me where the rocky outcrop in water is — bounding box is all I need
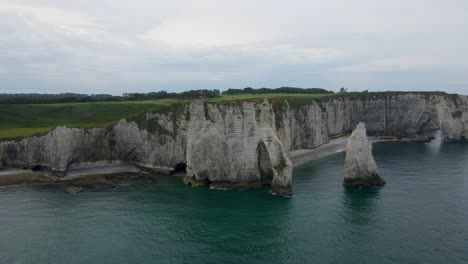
[0,92,467,196]
[344,122,385,188]
[65,186,83,194]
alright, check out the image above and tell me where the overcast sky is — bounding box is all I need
[1,0,468,94]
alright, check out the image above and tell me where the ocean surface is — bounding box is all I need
[1,136,467,263]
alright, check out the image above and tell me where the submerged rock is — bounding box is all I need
[0,170,56,186]
[344,122,385,188]
[65,186,83,193]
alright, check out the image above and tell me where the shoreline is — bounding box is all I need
[287,136,384,167]
[0,135,434,188]
[0,162,154,189]
[65,162,142,177]
[288,135,434,167]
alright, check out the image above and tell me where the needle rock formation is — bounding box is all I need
[344,122,385,188]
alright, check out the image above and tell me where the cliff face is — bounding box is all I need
[111,116,187,174]
[275,93,468,150]
[344,122,385,188]
[0,93,467,196]
[0,127,110,175]
[436,95,468,142]
[185,100,292,196]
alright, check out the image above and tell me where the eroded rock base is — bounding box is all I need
[0,169,155,190]
[183,176,209,187]
[184,175,291,196]
[209,181,262,190]
[0,171,54,186]
[271,184,292,197]
[183,176,263,190]
[344,122,385,188]
[343,173,386,188]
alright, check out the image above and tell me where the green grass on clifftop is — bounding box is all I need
[0,99,183,140]
[205,93,331,102]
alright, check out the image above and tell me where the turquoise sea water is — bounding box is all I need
[1,138,467,263]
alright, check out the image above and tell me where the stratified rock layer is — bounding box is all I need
[344,122,385,188]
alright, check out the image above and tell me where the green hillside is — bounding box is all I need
[0,99,182,140]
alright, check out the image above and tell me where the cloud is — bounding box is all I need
[0,0,468,94]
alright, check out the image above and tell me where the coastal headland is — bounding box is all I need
[1,91,467,196]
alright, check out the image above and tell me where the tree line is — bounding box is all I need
[0,90,221,104]
[222,87,332,95]
[0,87,333,104]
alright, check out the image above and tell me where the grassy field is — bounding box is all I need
[0,99,185,140]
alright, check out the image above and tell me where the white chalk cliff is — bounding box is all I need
[344,122,385,188]
[1,92,467,196]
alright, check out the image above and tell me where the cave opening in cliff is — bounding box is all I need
[172,162,187,175]
[31,165,43,171]
[257,141,274,185]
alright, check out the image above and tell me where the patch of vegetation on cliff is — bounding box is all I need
[128,114,179,139]
[203,104,215,122]
[452,110,463,119]
[443,93,462,107]
[125,102,188,139]
[270,98,288,131]
[274,157,288,172]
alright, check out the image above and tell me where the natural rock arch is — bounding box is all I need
[31,165,43,171]
[256,138,293,196]
[417,112,440,135]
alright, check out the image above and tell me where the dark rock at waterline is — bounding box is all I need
[183,175,209,187]
[66,173,156,188]
[209,181,263,190]
[343,174,386,188]
[67,176,115,188]
[271,184,292,197]
[0,170,55,186]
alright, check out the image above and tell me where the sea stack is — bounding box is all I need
[344,122,385,188]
